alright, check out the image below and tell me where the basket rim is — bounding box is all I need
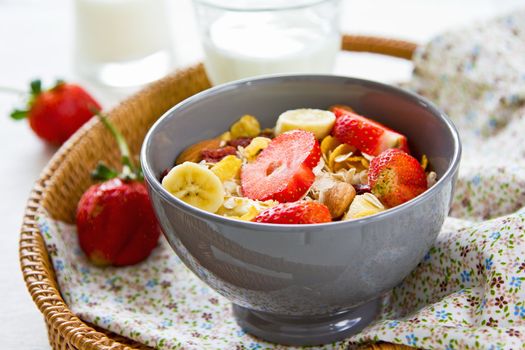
[18,34,417,350]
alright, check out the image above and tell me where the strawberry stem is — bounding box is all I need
[0,86,26,95]
[96,112,142,181]
[30,79,42,95]
[7,79,71,123]
[7,79,45,121]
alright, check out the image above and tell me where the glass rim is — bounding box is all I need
[192,0,339,12]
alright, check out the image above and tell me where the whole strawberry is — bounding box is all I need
[368,148,428,208]
[10,79,101,145]
[76,114,160,266]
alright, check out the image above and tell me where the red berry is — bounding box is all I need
[76,179,161,266]
[227,137,253,148]
[332,107,409,156]
[18,81,101,145]
[201,146,237,163]
[241,130,320,202]
[368,148,428,208]
[253,201,332,224]
[353,184,371,195]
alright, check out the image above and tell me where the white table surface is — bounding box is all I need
[0,0,522,348]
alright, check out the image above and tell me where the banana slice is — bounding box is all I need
[275,108,336,139]
[162,162,225,213]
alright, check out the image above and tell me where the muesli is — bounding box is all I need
[162,106,436,224]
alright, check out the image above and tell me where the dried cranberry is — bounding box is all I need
[353,184,371,195]
[228,137,252,148]
[201,146,237,163]
[159,168,170,181]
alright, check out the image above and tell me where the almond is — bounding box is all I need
[319,181,356,218]
[175,138,221,164]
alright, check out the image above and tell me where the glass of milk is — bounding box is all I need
[74,0,174,87]
[193,0,341,85]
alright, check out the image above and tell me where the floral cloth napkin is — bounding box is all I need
[349,9,525,349]
[40,9,525,350]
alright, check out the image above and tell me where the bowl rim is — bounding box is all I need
[141,74,461,231]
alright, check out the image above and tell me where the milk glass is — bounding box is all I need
[193,0,341,85]
[74,0,174,87]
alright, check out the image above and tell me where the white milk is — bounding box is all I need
[203,12,340,85]
[74,0,172,86]
[75,0,170,62]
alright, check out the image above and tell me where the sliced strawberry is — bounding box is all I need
[253,201,331,224]
[332,107,409,156]
[241,130,320,202]
[368,148,428,208]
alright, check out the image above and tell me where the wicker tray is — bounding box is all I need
[19,35,418,350]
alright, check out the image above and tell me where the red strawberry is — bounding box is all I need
[10,79,101,145]
[253,201,332,224]
[332,107,409,156]
[77,179,160,266]
[76,113,160,266]
[241,130,320,202]
[368,148,428,208]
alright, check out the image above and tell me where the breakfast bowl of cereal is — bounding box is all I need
[141,75,461,346]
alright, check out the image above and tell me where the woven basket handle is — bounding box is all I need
[342,34,417,60]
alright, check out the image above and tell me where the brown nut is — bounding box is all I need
[329,104,355,113]
[175,138,221,164]
[319,181,356,219]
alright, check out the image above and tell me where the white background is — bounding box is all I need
[0,0,523,348]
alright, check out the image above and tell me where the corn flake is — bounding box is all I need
[211,155,242,182]
[421,154,428,170]
[217,197,277,221]
[230,115,261,139]
[220,131,232,141]
[243,137,271,161]
[320,135,341,161]
[328,144,354,169]
[328,144,369,172]
[344,193,385,220]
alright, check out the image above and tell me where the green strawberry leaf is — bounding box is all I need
[10,109,27,120]
[91,162,119,181]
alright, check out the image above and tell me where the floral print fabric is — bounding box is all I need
[40,9,525,350]
[349,9,525,349]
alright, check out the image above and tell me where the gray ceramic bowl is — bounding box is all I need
[141,75,461,346]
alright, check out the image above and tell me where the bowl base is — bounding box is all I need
[232,298,381,346]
